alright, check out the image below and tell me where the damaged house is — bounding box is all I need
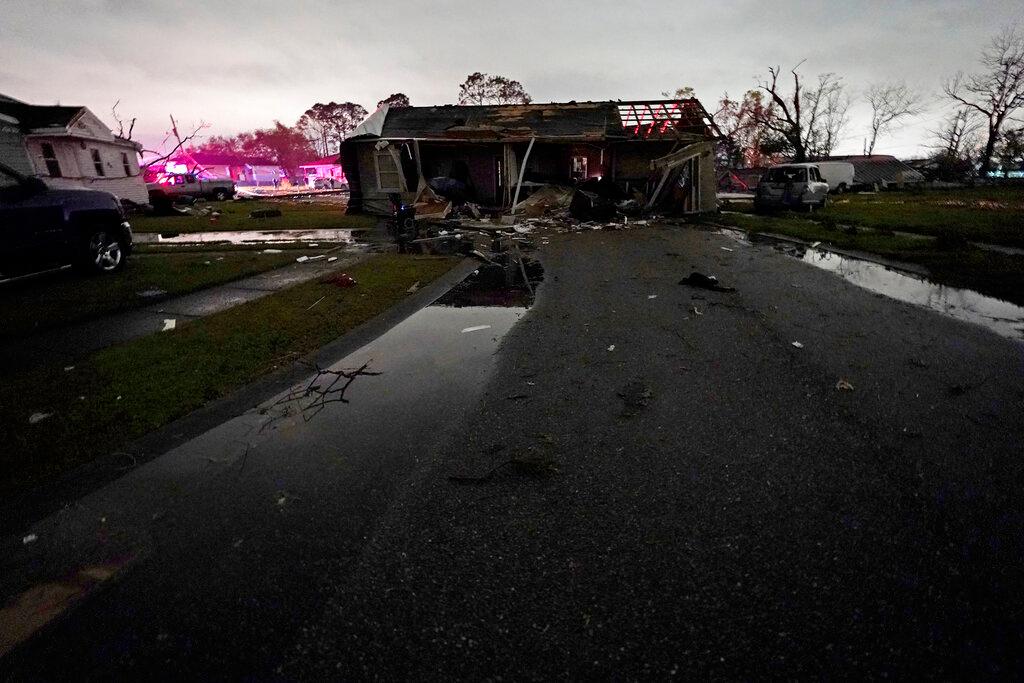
[340,99,721,216]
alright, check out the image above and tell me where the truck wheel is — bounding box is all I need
[212,188,230,201]
[77,229,126,274]
[835,183,847,194]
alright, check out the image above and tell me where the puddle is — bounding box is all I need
[134,228,362,245]
[717,228,1024,341]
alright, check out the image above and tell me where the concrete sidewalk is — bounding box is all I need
[0,251,369,373]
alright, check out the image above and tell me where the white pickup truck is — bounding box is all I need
[147,173,235,202]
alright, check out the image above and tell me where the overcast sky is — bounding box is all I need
[2,0,1020,158]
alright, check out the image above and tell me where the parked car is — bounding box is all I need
[147,173,235,202]
[814,161,855,194]
[754,163,830,212]
[0,162,132,278]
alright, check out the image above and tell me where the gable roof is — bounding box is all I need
[820,155,925,185]
[0,96,84,132]
[353,100,719,143]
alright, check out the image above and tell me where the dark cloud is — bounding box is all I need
[2,0,1020,155]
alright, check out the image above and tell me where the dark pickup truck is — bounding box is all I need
[0,162,133,279]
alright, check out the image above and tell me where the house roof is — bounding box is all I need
[819,155,925,185]
[355,100,719,143]
[174,151,279,167]
[0,96,84,132]
[299,155,341,167]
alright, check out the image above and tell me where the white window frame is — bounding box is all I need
[374,150,402,192]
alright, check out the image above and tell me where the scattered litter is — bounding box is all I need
[262,249,283,254]
[28,412,52,425]
[647,294,657,299]
[63,366,75,372]
[791,341,804,349]
[720,247,734,252]
[22,533,38,545]
[461,325,492,333]
[276,493,288,507]
[327,256,338,262]
[296,256,309,263]
[618,380,653,416]
[407,281,421,294]
[136,288,167,298]
[249,208,283,219]
[306,295,326,310]
[690,306,703,316]
[607,344,616,351]
[203,260,211,265]
[308,243,319,247]
[322,273,357,288]
[162,319,176,332]
[116,395,122,401]
[835,378,855,391]
[679,272,736,293]
[811,241,821,248]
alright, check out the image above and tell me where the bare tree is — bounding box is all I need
[141,114,209,171]
[377,93,411,109]
[864,82,923,155]
[457,73,532,105]
[756,63,849,161]
[943,25,1024,176]
[930,107,981,160]
[110,100,136,141]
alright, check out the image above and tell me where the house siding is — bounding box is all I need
[24,137,148,203]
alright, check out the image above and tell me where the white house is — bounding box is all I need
[0,93,148,203]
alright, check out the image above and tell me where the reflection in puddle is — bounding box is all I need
[796,248,1024,341]
[717,229,1024,341]
[134,228,361,245]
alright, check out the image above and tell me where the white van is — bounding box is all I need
[814,162,855,194]
[754,163,830,212]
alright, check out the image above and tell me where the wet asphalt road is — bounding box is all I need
[6,225,1024,679]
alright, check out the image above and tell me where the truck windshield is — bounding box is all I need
[765,167,808,183]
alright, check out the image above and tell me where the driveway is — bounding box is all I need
[5,225,1023,678]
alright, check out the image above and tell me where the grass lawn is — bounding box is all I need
[0,250,319,341]
[711,211,1024,306]
[131,199,378,233]
[0,254,459,497]
[728,186,1024,247]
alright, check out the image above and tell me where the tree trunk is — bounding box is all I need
[980,126,998,177]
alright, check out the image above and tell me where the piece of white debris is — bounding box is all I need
[203,260,211,265]
[791,341,804,349]
[263,249,283,254]
[647,294,657,299]
[162,318,176,332]
[811,241,821,248]
[116,395,122,401]
[28,412,52,425]
[835,378,855,391]
[296,255,310,263]
[607,345,616,351]
[308,243,319,247]
[720,247,734,252]
[64,365,75,372]
[407,281,421,294]
[690,306,703,316]
[327,256,338,262]
[461,325,492,334]
[22,533,38,545]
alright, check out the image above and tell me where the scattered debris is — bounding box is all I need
[28,412,52,425]
[810,241,822,248]
[260,362,382,429]
[162,319,176,332]
[647,294,658,299]
[607,344,616,351]
[296,255,310,263]
[327,256,338,262]
[407,281,421,294]
[322,273,357,288]
[791,341,804,349]
[461,325,492,333]
[720,246,734,252]
[306,295,326,310]
[835,378,855,391]
[249,208,283,219]
[136,288,167,298]
[678,272,736,292]
[689,306,703,316]
[63,366,74,372]
[262,249,283,254]
[618,380,653,416]
[22,533,38,545]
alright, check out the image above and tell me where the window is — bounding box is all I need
[571,155,588,180]
[121,151,132,176]
[764,166,807,183]
[40,143,62,177]
[374,151,402,191]
[90,149,105,176]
